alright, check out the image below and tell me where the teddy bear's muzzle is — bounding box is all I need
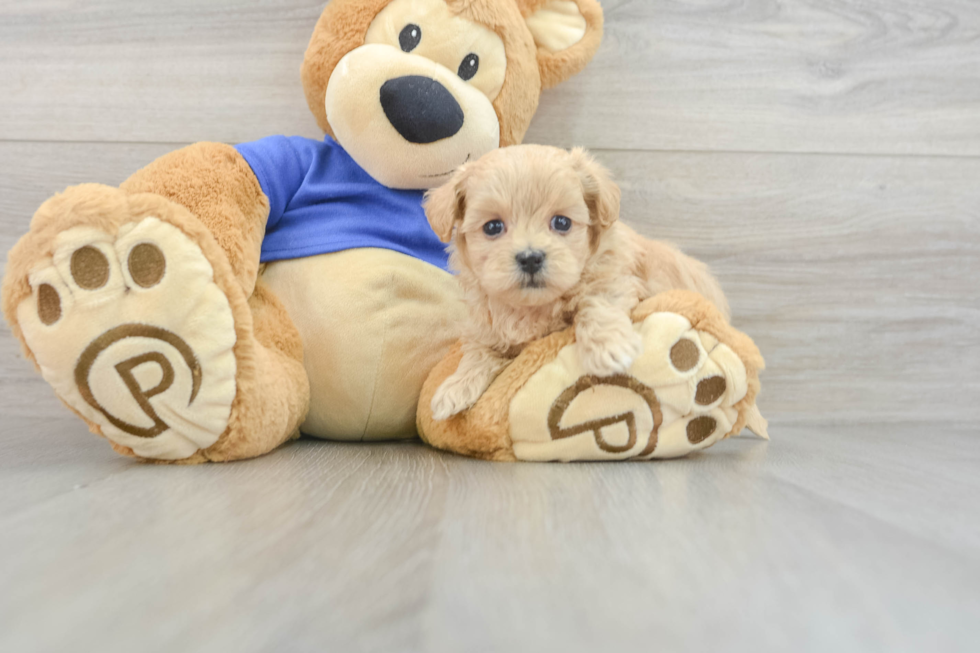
[325,43,500,190]
[380,75,464,144]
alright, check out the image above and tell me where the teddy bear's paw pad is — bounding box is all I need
[508,312,748,462]
[17,218,237,460]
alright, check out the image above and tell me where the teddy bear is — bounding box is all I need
[1,0,606,462]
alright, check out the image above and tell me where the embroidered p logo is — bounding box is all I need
[74,324,202,438]
[547,375,662,457]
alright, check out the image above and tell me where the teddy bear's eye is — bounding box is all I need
[399,24,422,52]
[458,54,480,81]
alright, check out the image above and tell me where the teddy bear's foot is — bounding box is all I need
[509,309,757,461]
[13,213,238,460]
[418,291,766,462]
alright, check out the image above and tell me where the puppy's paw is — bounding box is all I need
[431,374,488,421]
[579,327,644,377]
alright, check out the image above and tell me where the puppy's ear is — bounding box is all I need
[570,147,620,231]
[424,165,469,243]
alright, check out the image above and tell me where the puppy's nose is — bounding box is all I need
[516,250,546,274]
[380,76,464,144]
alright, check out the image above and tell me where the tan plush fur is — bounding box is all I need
[302,0,603,147]
[302,0,395,138]
[120,143,270,296]
[418,289,764,460]
[423,145,729,419]
[517,0,605,89]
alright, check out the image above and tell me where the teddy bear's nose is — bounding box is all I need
[380,76,465,144]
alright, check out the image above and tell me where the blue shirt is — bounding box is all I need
[235,135,450,271]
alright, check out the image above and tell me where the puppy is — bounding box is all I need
[424,145,729,421]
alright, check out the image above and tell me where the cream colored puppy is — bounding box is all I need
[424,145,729,421]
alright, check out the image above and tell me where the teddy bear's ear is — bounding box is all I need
[424,165,470,244]
[520,0,604,89]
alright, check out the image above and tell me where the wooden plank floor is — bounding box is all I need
[1,418,978,652]
[1,1,978,651]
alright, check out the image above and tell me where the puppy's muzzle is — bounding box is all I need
[516,250,546,275]
[380,76,464,144]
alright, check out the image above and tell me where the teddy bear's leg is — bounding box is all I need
[119,144,311,461]
[2,144,309,462]
[119,144,268,298]
[199,277,309,463]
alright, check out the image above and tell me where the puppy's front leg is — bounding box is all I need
[431,342,510,421]
[575,298,644,377]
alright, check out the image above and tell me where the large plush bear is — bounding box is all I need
[1,0,605,462]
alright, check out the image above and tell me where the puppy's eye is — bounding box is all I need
[483,219,505,237]
[551,216,573,233]
[399,24,422,52]
[458,54,480,81]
